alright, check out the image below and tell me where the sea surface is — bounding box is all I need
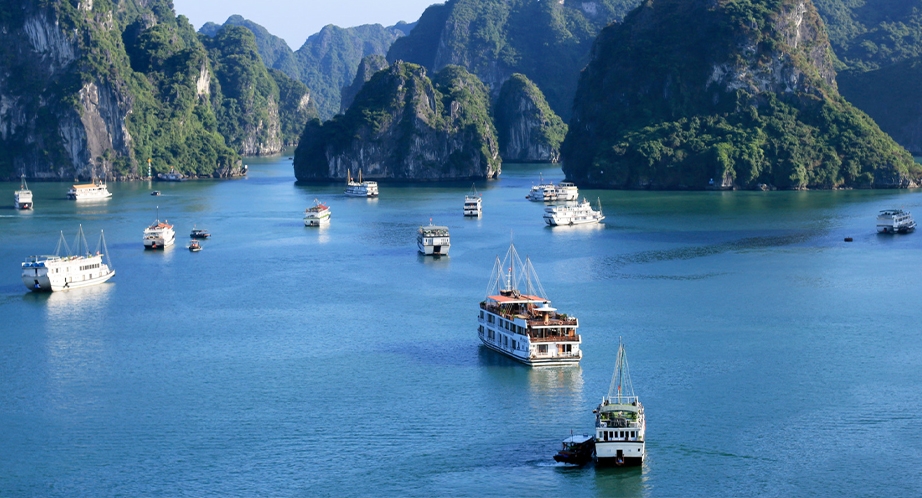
[2,157,921,496]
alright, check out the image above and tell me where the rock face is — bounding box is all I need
[562,0,919,189]
[340,54,389,113]
[493,74,566,162]
[293,62,500,181]
[386,0,639,120]
[203,17,408,120]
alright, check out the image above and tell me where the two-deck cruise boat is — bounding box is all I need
[478,243,581,366]
[544,198,605,226]
[555,182,579,201]
[304,199,332,226]
[417,221,450,256]
[15,175,33,209]
[464,184,482,216]
[21,225,115,292]
[594,339,645,467]
[67,179,111,200]
[345,170,379,197]
[877,209,916,233]
[526,175,558,202]
[143,209,175,249]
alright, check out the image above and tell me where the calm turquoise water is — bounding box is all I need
[2,157,921,496]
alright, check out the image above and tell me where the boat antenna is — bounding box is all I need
[607,337,636,403]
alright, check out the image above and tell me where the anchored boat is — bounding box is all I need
[544,198,604,226]
[67,179,111,200]
[417,221,450,255]
[143,208,175,249]
[345,169,379,197]
[478,243,582,366]
[464,184,482,216]
[877,209,915,233]
[594,339,645,467]
[21,225,114,292]
[14,175,33,209]
[304,199,332,226]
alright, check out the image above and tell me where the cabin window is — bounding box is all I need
[479,311,484,319]
[563,344,572,353]
[538,345,547,354]
[512,340,517,350]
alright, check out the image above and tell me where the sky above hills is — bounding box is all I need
[173,0,433,49]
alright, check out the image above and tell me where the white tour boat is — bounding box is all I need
[526,175,558,202]
[464,184,482,216]
[67,179,112,200]
[594,339,645,467]
[21,225,115,292]
[555,181,579,201]
[344,169,379,197]
[304,199,332,226]
[877,209,916,233]
[143,209,176,249]
[478,243,581,366]
[544,198,605,226]
[417,222,450,256]
[15,175,33,209]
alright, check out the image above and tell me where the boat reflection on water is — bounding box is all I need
[592,463,645,492]
[417,252,450,266]
[527,365,584,396]
[26,281,114,323]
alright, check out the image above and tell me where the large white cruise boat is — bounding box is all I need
[464,184,482,216]
[526,176,557,202]
[15,175,33,209]
[594,339,645,467]
[344,170,379,197]
[417,222,450,255]
[22,225,115,292]
[478,243,581,366]
[555,181,579,201]
[304,199,331,226]
[544,198,605,226]
[877,209,916,233]
[67,179,112,200]
[143,210,176,249]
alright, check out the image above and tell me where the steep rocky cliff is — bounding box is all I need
[386,0,639,120]
[0,0,250,180]
[202,17,407,120]
[340,54,388,113]
[493,74,566,162]
[293,62,500,181]
[562,0,919,189]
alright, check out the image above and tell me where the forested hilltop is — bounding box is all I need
[201,15,411,120]
[561,0,920,190]
[0,0,312,180]
[386,0,638,120]
[293,62,500,181]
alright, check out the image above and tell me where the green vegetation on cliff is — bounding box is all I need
[562,0,919,189]
[293,62,499,181]
[386,0,639,120]
[493,73,566,162]
[201,17,406,120]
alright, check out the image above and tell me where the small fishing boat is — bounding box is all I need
[188,240,202,252]
[553,434,595,465]
[151,190,161,196]
[190,226,211,239]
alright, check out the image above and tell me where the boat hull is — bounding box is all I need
[15,202,33,210]
[23,269,115,292]
[595,441,644,467]
[144,234,175,249]
[418,242,450,256]
[304,214,331,226]
[544,215,605,226]
[478,336,581,367]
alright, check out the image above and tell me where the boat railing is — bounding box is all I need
[529,333,580,343]
[527,317,578,327]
